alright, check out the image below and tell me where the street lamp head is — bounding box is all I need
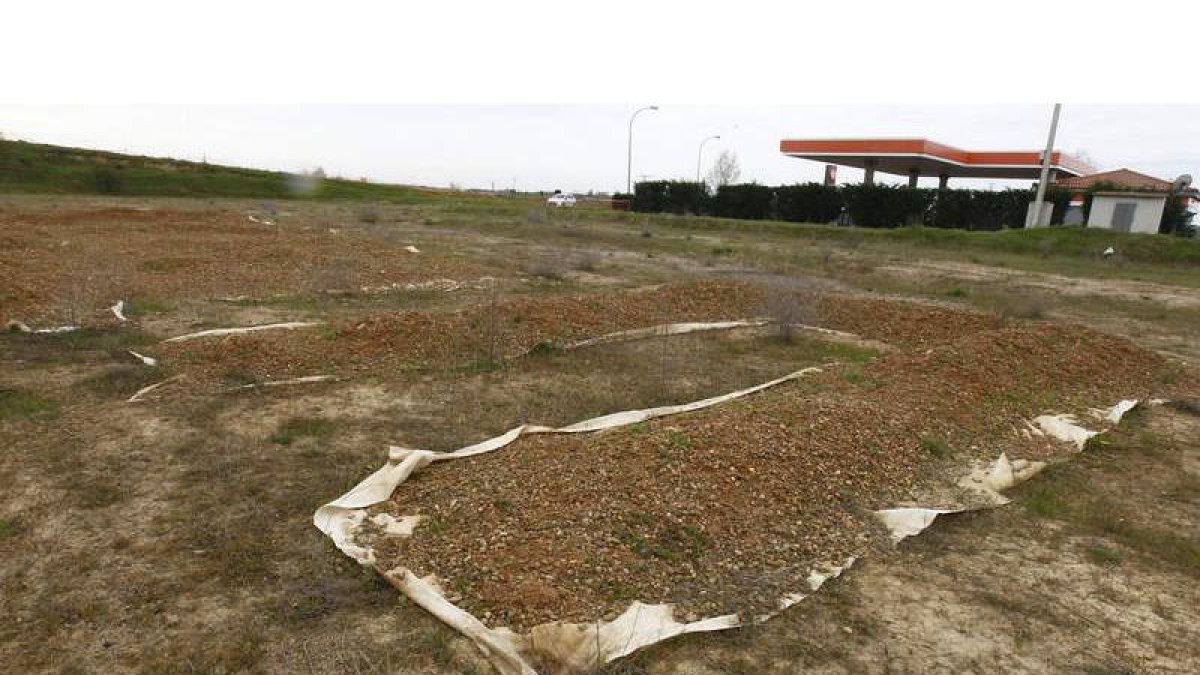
[649,106,659,111]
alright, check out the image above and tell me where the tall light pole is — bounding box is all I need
[1030,103,1062,228]
[696,135,720,183]
[626,106,658,194]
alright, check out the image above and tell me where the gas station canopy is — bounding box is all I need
[780,138,1095,182]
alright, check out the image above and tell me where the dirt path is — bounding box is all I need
[876,259,1200,309]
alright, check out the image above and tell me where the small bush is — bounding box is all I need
[357,208,380,224]
[920,435,953,459]
[761,288,812,341]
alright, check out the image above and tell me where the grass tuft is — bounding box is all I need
[270,417,336,446]
[0,388,60,422]
[920,435,953,459]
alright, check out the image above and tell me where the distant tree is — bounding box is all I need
[706,150,741,192]
[311,167,326,179]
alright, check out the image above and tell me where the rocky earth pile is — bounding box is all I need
[362,318,1165,631]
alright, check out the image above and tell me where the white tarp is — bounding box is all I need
[162,321,323,343]
[311,304,1144,674]
[874,400,1140,543]
[313,365,841,673]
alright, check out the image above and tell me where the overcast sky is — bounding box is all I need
[3,105,1198,193]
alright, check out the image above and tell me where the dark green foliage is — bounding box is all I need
[775,183,843,223]
[92,166,123,194]
[631,181,708,215]
[842,185,934,228]
[928,189,1030,231]
[709,183,774,220]
[1160,194,1194,235]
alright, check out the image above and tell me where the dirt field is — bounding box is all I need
[2,195,1197,674]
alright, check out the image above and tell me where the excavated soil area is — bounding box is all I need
[0,206,492,323]
[152,281,1003,388]
[362,320,1165,632]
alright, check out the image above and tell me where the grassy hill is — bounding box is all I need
[0,138,435,202]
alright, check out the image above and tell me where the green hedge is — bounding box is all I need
[627,179,1194,235]
[842,185,934,228]
[632,181,707,215]
[927,189,1030,231]
[775,183,843,223]
[708,183,774,220]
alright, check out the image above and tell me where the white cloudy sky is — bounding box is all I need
[4,104,1198,193]
[3,2,1197,194]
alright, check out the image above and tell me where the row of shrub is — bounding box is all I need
[625,180,1083,230]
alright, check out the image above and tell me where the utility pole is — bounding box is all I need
[1030,103,1062,228]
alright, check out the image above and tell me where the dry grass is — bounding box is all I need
[2,197,1197,675]
[761,287,813,341]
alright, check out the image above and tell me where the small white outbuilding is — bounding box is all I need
[1086,191,1166,234]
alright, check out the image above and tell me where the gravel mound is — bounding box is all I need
[362,320,1165,631]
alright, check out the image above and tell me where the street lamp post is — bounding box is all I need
[626,106,658,194]
[696,135,721,183]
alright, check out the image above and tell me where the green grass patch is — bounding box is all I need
[1021,481,1072,518]
[619,512,710,562]
[920,435,953,459]
[841,367,864,385]
[0,138,436,202]
[81,365,163,398]
[270,417,336,446]
[0,519,16,538]
[666,430,692,449]
[123,297,173,317]
[1082,543,1122,567]
[32,327,157,353]
[0,388,60,422]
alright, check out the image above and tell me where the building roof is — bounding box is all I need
[778,138,1095,180]
[1091,191,1168,199]
[1053,168,1174,191]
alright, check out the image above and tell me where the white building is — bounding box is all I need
[1087,191,1166,234]
[1054,168,1197,235]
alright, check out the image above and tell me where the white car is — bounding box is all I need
[547,193,577,207]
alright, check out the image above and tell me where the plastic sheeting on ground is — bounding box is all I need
[873,399,1139,544]
[162,321,323,343]
[312,309,1144,673]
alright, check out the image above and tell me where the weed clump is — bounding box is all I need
[920,435,953,459]
[271,417,336,445]
[0,388,60,422]
[761,288,812,342]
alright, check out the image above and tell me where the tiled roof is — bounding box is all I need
[1054,168,1174,191]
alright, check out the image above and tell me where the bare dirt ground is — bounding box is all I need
[2,196,1197,674]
